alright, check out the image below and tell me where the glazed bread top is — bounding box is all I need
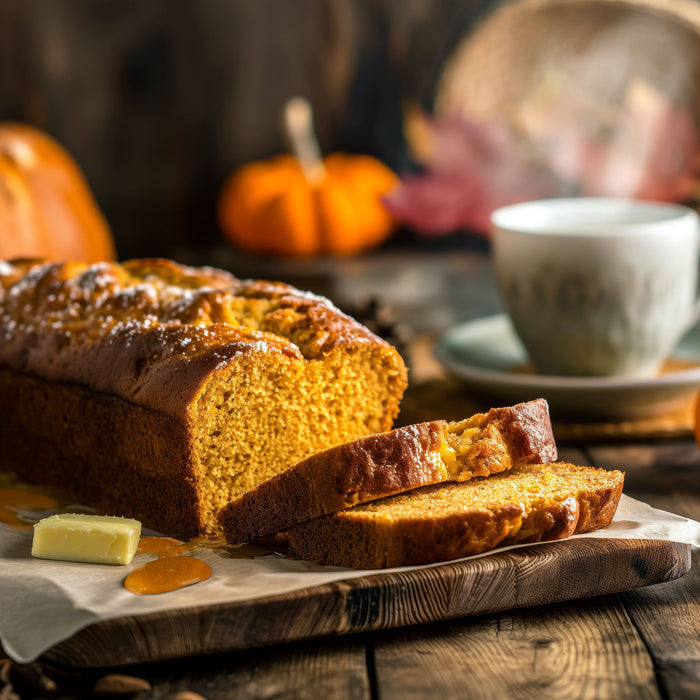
[0,258,400,416]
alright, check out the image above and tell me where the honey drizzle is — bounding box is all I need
[0,480,286,593]
[137,536,187,558]
[125,535,292,595]
[0,488,58,530]
[126,536,214,595]
[124,556,212,595]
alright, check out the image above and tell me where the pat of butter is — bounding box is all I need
[32,513,142,565]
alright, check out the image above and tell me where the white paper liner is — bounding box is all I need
[1,494,698,664]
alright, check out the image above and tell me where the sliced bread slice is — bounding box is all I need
[286,462,624,569]
[219,399,557,544]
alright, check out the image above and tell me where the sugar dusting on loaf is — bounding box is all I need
[0,258,408,538]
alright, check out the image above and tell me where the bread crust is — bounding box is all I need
[220,421,446,544]
[0,258,399,417]
[286,463,625,568]
[0,258,408,537]
[0,368,204,538]
[486,399,558,466]
[220,399,557,543]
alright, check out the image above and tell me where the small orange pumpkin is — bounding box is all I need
[219,153,398,257]
[0,123,115,262]
[218,99,398,257]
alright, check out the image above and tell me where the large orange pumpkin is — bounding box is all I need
[0,123,115,262]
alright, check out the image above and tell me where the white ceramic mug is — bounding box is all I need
[491,198,700,377]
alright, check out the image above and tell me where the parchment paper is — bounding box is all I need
[1,494,698,664]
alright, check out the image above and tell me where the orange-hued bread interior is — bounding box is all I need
[220,399,557,543]
[287,462,625,569]
[0,258,407,538]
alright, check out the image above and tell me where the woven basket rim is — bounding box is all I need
[436,0,700,116]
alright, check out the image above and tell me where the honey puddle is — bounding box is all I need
[125,555,212,595]
[1,479,289,595]
[0,488,58,530]
[125,536,292,594]
[137,536,187,558]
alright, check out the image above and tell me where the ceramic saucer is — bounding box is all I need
[435,314,700,420]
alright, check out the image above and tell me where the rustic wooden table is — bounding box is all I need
[2,248,699,699]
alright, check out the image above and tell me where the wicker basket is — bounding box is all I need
[436,0,700,122]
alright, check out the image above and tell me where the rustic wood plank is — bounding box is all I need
[587,440,700,520]
[145,636,370,700]
[372,596,661,700]
[587,440,700,699]
[39,538,689,668]
[38,636,370,700]
[620,548,700,700]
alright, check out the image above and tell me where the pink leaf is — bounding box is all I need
[390,110,568,235]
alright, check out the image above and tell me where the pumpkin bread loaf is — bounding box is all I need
[0,258,407,538]
[220,399,557,543]
[287,463,625,569]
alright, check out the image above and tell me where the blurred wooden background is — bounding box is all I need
[0,0,487,259]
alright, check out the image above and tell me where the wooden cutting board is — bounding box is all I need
[40,538,690,668]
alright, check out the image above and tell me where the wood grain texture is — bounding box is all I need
[38,636,370,700]
[621,549,700,700]
[588,441,700,520]
[145,636,370,700]
[372,596,662,700]
[39,538,690,669]
[589,440,700,700]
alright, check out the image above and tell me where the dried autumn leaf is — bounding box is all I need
[384,109,566,235]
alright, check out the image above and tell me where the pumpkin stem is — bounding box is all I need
[283,97,325,184]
